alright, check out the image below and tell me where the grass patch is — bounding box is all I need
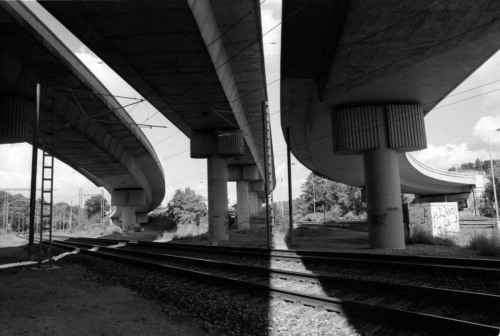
[171,232,209,242]
[468,230,500,257]
[409,227,457,247]
[291,226,332,238]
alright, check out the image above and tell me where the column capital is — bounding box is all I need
[332,104,426,154]
[111,189,146,206]
[0,96,30,144]
[228,164,260,182]
[190,129,244,158]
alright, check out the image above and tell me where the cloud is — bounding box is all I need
[0,143,105,205]
[413,143,488,170]
[415,114,500,170]
[473,115,500,146]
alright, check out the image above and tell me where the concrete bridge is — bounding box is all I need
[0,2,165,229]
[280,0,500,248]
[38,0,274,241]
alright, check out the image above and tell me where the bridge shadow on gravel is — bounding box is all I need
[173,227,367,335]
[154,229,274,336]
[282,227,373,335]
[283,226,433,336]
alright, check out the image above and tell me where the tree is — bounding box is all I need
[298,173,363,217]
[485,176,500,206]
[165,188,207,227]
[84,195,109,219]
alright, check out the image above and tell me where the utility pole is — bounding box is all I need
[312,178,316,214]
[101,189,105,223]
[286,127,293,245]
[68,201,72,232]
[28,83,40,260]
[487,131,500,229]
[280,177,284,218]
[262,101,274,248]
[3,192,8,231]
[79,188,85,226]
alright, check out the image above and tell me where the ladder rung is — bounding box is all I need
[43,166,53,169]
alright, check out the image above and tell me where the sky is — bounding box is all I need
[1,1,500,208]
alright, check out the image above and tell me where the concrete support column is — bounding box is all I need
[333,104,426,249]
[111,217,120,227]
[136,213,148,224]
[258,198,265,214]
[207,155,229,242]
[121,206,136,230]
[236,181,250,230]
[363,148,405,249]
[249,191,259,216]
[111,189,147,232]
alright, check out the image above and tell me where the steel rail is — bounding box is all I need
[50,240,500,336]
[67,237,500,276]
[55,240,500,307]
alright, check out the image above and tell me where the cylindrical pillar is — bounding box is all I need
[236,181,250,230]
[257,198,264,214]
[249,191,259,216]
[207,155,229,243]
[111,217,120,227]
[363,147,405,249]
[333,104,425,249]
[121,206,136,232]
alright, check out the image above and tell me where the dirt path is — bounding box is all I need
[0,262,209,336]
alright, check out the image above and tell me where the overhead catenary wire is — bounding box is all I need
[23,2,275,204]
[43,1,500,201]
[53,0,497,149]
[54,86,144,101]
[48,53,500,195]
[140,0,269,125]
[103,76,500,186]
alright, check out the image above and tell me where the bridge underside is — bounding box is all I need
[41,0,273,242]
[281,0,500,248]
[40,0,269,171]
[0,2,165,217]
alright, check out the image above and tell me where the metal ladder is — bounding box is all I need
[38,86,56,267]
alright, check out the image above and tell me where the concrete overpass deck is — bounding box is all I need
[280,0,500,248]
[39,0,272,181]
[0,2,165,218]
[40,0,274,241]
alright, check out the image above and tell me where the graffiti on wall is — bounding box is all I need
[409,202,459,237]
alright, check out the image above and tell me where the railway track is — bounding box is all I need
[50,238,500,335]
[65,237,500,278]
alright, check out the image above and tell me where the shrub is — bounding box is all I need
[468,230,500,257]
[156,216,208,242]
[105,225,122,235]
[409,226,457,247]
[171,232,209,242]
[343,211,367,220]
[148,207,177,231]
